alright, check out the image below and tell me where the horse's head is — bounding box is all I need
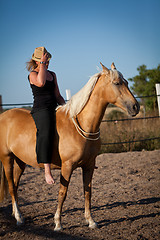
[100,62,140,117]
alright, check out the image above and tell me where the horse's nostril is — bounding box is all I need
[133,104,136,110]
[133,103,139,113]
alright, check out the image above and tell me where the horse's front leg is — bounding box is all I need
[82,165,97,228]
[54,163,73,231]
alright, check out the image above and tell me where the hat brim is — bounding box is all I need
[32,53,52,62]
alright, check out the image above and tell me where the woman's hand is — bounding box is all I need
[41,52,48,63]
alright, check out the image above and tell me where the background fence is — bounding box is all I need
[100,115,160,153]
[0,94,160,153]
[100,94,160,152]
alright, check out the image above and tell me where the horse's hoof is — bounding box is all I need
[17,220,25,226]
[89,222,98,229]
[16,217,25,226]
[54,225,63,232]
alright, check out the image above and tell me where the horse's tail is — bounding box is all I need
[0,161,8,202]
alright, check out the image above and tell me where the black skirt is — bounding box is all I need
[31,108,56,164]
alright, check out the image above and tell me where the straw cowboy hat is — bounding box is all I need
[32,47,52,62]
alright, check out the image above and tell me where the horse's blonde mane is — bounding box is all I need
[61,72,101,118]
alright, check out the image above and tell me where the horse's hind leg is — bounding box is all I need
[82,165,97,228]
[1,154,24,225]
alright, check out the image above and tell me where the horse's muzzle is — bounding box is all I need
[128,102,140,117]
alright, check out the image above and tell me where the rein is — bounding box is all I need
[72,117,100,141]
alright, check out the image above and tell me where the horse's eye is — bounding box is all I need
[114,82,120,85]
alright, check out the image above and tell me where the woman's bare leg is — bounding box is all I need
[44,163,55,184]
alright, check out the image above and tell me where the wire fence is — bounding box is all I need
[0,94,160,107]
[101,94,160,147]
[102,137,160,146]
[101,117,160,146]
[100,94,160,146]
[0,103,33,107]
[0,94,160,149]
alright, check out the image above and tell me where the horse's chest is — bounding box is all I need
[77,142,100,164]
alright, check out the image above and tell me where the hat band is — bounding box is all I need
[34,56,41,59]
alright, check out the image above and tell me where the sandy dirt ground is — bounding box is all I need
[0,150,160,240]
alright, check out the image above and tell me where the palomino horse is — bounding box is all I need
[0,63,139,230]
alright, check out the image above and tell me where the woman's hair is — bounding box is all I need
[26,59,38,72]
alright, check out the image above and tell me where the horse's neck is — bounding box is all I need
[77,80,108,133]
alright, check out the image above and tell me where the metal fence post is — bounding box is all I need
[155,84,160,116]
[66,89,71,101]
[0,95,2,112]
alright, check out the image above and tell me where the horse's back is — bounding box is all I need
[0,108,31,123]
[0,108,34,135]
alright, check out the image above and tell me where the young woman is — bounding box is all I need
[27,47,65,184]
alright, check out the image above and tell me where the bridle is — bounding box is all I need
[72,117,100,141]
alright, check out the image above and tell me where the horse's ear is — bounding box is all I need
[111,62,116,70]
[100,62,109,74]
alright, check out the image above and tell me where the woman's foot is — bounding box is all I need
[45,173,55,184]
[44,164,55,184]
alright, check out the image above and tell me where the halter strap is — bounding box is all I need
[72,117,100,141]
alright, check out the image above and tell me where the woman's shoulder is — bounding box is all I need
[48,70,56,77]
[48,71,57,82]
[28,71,38,83]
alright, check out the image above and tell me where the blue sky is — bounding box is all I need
[0,0,160,105]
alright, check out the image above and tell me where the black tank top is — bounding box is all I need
[29,71,58,113]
